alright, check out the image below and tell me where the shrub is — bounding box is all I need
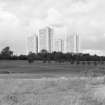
[27,52,35,63]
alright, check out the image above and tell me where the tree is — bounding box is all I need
[1,46,13,59]
[19,55,27,60]
[47,53,52,63]
[40,49,48,54]
[27,52,35,63]
[65,53,72,62]
[40,49,48,63]
[54,52,64,63]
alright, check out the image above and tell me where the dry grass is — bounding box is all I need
[0,77,104,105]
[0,61,104,104]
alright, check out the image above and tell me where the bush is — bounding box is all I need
[27,52,35,63]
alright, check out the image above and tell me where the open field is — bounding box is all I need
[0,77,105,105]
[0,60,105,78]
[0,60,105,104]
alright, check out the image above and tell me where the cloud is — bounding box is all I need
[26,7,66,35]
[0,0,104,54]
[45,8,64,26]
[0,7,20,39]
[81,49,105,56]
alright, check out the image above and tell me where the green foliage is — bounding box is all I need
[27,52,35,63]
[40,49,48,63]
[0,46,105,65]
[0,46,13,59]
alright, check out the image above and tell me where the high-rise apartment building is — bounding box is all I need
[66,34,75,53]
[54,39,64,52]
[35,35,38,54]
[66,33,79,53]
[75,33,79,53]
[27,27,79,54]
[38,27,53,53]
[27,34,39,54]
[27,35,35,53]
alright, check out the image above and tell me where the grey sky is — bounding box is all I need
[0,0,105,55]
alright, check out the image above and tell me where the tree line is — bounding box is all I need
[0,46,105,64]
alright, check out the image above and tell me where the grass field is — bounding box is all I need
[0,60,105,78]
[0,60,105,105]
[0,77,105,105]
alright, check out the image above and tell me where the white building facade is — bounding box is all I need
[66,33,79,53]
[38,27,53,53]
[27,35,35,53]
